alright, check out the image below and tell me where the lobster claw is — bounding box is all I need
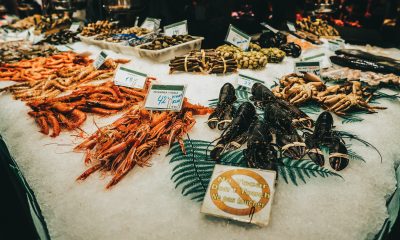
[329,141,349,171]
[307,148,325,166]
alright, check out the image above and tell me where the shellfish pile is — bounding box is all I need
[75,99,212,188]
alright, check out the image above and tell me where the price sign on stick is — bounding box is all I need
[287,21,296,32]
[237,74,264,89]
[260,22,278,33]
[114,66,147,89]
[145,84,186,111]
[141,18,161,31]
[93,51,108,70]
[225,24,251,51]
[328,39,345,52]
[294,61,321,76]
[56,45,73,52]
[164,20,188,36]
[69,22,81,32]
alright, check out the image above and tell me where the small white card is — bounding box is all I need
[328,39,345,52]
[69,22,81,32]
[114,66,147,89]
[287,21,296,32]
[164,20,188,36]
[294,61,321,76]
[93,51,108,70]
[237,74,264,89]
[201,165,276,226]
[260,22,278,33]
[56,45,73,52]
[225,24,251,51]
[144,84,186,111]
[141,17,161,31]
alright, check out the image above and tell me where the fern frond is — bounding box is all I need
[299,101,321,115]
[278,158,342,185]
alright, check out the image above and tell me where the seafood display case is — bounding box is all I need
[1,2,400,240]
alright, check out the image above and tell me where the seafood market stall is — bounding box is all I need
[1,5,400,240]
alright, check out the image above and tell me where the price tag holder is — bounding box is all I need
[69,22,81,32]
[145,84,186,111]
[56,45,73,52]
[328,39,345,52]
[93,51,108,70]
[164,20,188,36]
[294,61,321,76]
[260,22,278,33]
[287,21,296,32]
[237,74,264,89]
[141,18,161,31]
[225,24,251,51]
[114,66,147,89]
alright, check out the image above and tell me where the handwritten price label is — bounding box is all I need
[328,39,345,52]
[141,18,161,31]
[225,24,251,51]
[294,61,321,76]
[164,20,188,36]
[69,22,81,32]
[145,84,186,111]
[56,45,73,52]
[237,74,264,89]
[287,22,296,32]
[93,51,108,70]
[114,66,147,89]
[260,22,278,33]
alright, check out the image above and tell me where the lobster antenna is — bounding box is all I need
[338,131,382,163]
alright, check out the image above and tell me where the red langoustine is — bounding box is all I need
[27,79,155,137]
[74,99,212,189]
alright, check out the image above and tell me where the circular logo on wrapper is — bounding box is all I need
[209,169,271,216]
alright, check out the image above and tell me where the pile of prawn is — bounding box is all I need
[1,54,130,101]
[74,100,212,188]
[27,79,154,137]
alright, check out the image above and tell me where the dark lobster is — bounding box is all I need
[207,83,237,130]
[244,121,279,171]
[210,102,256,161]
[304,111,349,170]
[251,83,313,129]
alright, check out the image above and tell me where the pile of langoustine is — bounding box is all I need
[0,52,129,101]
[75,100,212,188]
[27,80,154,137]
[272,72,386,115]
[0,52,91,82]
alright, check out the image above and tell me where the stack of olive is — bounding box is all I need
[259,48,286,63]
[140,35,195,50]
[216,45,267,69]
[81,20,116,37]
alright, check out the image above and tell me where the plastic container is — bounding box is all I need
[135,36,204,62]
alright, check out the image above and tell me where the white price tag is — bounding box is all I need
[260,22,278,33]
[287,21,296,32]
[93,51,108,69]
[114,66,147,89]
[145,84,186,111]
[141,18,161,31]
[56,45,73,52]
[237,74,264,89]
[328,39,345,52]
[69,22,81,32]
[225,24,251,51]
[164,20,188,36]
[294,61,321,76]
